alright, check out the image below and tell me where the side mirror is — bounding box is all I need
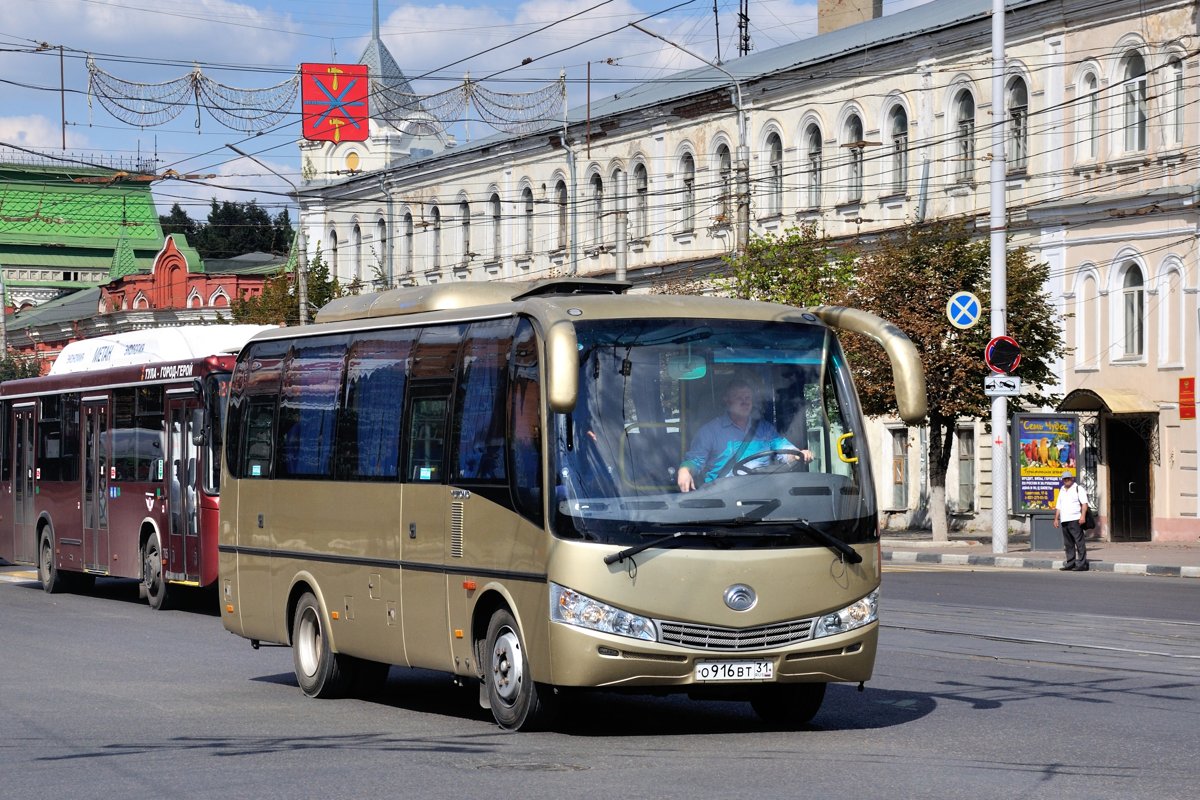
[190,408,207,447]
[192,377,206,402]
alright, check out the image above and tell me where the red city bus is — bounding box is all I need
[0,327,269,609]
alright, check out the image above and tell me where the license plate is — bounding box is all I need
[694,659,774,682]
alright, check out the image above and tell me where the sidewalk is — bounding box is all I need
[882,531,1200,578]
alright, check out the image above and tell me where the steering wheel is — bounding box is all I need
[729,448,809,476]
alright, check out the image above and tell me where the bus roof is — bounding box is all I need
[49,325,277,375]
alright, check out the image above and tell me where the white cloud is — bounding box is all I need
[0,115,89,149]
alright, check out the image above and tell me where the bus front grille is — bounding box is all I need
[656,618,815,651]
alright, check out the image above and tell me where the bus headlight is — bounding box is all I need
[550,583,657,641]
[813,590,878,639]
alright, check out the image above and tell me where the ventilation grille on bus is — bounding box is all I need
[656,617,815,651]
[450,502,464,558]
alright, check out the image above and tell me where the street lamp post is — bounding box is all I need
[629,22,751,252]
[226,144,310,325]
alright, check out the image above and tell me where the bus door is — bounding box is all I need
[399,381,453,669]
[82,400,110,573]
[12,404,36,564]
[166,396,201,582]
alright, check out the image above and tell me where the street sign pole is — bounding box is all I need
[989,0,1008,554]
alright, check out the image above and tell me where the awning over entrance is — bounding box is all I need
[1058,388,1158,414]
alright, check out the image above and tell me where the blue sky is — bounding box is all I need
[0,0,932,220]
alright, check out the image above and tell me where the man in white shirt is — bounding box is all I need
[1053,471,1090,571]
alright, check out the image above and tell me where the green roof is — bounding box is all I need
[108,235,140,279]
[0,166,163,242]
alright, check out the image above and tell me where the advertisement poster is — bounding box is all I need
[1012,413,1079,515]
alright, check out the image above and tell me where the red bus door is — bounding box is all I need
[167,399,201,583]
[82,402,110,573]
[12,405,36,565]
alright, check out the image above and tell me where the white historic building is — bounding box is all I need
[298,0,1200,543]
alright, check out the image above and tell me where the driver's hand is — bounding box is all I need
[677,467,696,493]
[801,449,814,462]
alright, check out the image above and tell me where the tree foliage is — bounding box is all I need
[722,222,855,307]
[229,249,344,326]
[835,220,1065,538]
[0,355,41,382]
[158,200,294,260]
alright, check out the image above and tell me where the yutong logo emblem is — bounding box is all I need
[723,584,757,612]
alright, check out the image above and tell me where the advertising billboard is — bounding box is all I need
[1011,413,1079,515]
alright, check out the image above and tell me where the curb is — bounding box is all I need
[883,550,1200,579]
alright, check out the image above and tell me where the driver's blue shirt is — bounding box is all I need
[681,414,794,484]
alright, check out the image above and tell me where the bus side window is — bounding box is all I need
[336,331,414,481]
[241,399,277,479]
[510,319,542,524]
[404,390,449,482]
[452,319,515,482]
[0,403,8,483]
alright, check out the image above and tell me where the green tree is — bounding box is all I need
[836,220,1064,540]
[230,248,343,326]
[0,355,41,381]
[723,222,855,307]
[158,203,197,239]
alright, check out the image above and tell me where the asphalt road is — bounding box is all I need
[1,567,1196,799]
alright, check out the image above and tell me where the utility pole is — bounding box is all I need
[989,0,1009,553]
[226,144,310,325]
[629,22,751,253]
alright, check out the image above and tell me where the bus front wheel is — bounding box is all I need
[142,533,170,611]
[292,592,350,698]
[751,682,827,727]
[483,609,557,731]
[39,533,65,594]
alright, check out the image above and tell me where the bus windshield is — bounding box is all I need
[552,318,876,547]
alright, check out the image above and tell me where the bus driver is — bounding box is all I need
[676,378,814,492]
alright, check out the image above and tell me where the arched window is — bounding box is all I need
[1075,274,1100,369]
[765,132,783,215]
[1079,72,1099,160]
[403,212,414,273]
[376,219,387,284]
[844,114,864,203]
[1122,50,1147,153]
[459,200,472,261]
[590,173,604,246]
[1167,57,1185,146]
[430,207,442,269]
[805,124,822,209]
[489,193,502,262]
[521,187,534,255]
[715,145,732,222]
[328,230,339,278]
[352,223,362,282]
[955,89,976,183]
[1121,264,1145,357]
[679,153,696,232]
[555,180,568,250]
[889,106,908,194]
[1007,77,1028,171]
[633,163,648,240]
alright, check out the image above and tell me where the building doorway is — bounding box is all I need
[1105,416,1152,541]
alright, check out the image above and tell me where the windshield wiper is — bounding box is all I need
[604,531,725,565]
[789,519,863,563]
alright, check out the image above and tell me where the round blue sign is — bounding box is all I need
[946,291,982,330]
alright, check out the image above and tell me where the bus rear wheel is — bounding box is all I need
[39,534,65,594]
[292,592,350,698]
[142,533,170,611]
[483,609,557,731]
[750,682,827,727]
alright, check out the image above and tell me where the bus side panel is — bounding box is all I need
[197,498,220,587]
[398,482,451,670]
[106,480,166,581]
[448,496,550,678]
[38,483,84,573]
[271,480,404,667]
[225,475,282,643]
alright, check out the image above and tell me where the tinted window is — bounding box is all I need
[227,340,288,478]
[453,319,514,482]
[241,399,276,479]
[510,319,542,523]
[113,387,166,482]
[276,338,347,479]
[406,391,449,482]
[38,394,80,482]
[336,330,415,480]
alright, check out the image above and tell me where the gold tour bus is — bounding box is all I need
[218,279,926,731]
